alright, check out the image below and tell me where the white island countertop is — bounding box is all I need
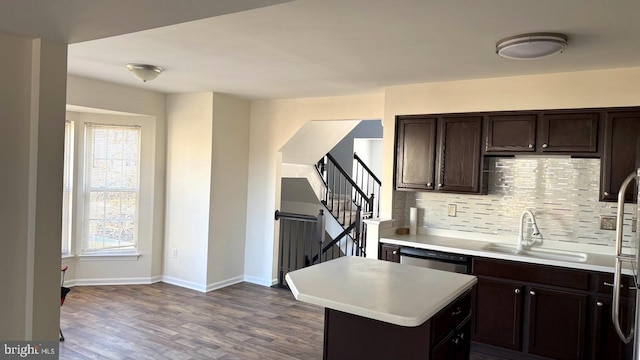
[285,256,477,327]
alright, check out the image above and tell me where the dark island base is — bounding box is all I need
[322,295,472,360]
[323,307,432,360]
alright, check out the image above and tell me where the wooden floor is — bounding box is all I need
[59,282,505,359]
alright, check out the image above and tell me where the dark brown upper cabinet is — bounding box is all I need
[485,111,599,154]
[437,116,483,193]
[601,110,640,202]
[540,112,599,153]
[485,114,536,152]
[395,115,484,194]
[395,116,437,190]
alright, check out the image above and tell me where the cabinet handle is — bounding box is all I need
[452,337,460,345]
[604,282,623,288]
[438,183,443,187]
[596,301,604,307]
[528,144,534,148]
[426,183,432,187]
[514,289,521,294]
[542,143,548,148]
[529,290,536,296]
[392,250,398,255]
[604,192,610,196]
[451,307,461,316]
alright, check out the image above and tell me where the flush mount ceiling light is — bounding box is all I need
[496,33,568,60]
[126,63,163,82]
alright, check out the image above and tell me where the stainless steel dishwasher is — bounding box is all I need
[399,247,472,274]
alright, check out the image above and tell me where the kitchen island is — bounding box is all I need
[285,256,477,359]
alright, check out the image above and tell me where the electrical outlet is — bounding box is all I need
[600,215,616,231]
[172,248,178,258]
[448,204,457,217]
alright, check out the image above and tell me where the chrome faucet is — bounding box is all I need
[517,210,541,252]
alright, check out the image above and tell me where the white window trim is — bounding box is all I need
[61,120,74,255]
[70,113,155,261]
[78,251,141,261]
[82,123,141,252]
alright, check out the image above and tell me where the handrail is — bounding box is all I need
[274,210,318,222]
[354,152,381,186]
[323,153,371,202]
[612,170,637,344]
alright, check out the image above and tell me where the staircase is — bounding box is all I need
[275,152,381,287]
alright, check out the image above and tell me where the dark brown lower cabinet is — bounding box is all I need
[432,319,471,360]
[473,258,640,360]
[323,291,472,359]
[472,278,523,350]
[472,258,611,360]
[527,287,587,360]
[473,279,587,360]
[591,296,634,360]
[379,243,401,263]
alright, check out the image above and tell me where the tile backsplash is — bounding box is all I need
[394,157,637,248]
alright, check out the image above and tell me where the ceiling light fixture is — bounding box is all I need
[126,63,163,82]
[496,33,568,60]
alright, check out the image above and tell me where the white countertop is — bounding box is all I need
[380,232,628,274]
[285,256,477,327]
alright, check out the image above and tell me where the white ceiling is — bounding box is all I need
[4,0,640,100]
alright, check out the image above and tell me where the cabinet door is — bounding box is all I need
[591,296,633,360]
[437,116,482,193]
[539,112,599,152]
[601,111,640,202]
[379,244,400,263]
[432,319,471,360]
[485,114,536,152]
[472,278,524,350]
[395,117,437,190]
[527,287,588,360]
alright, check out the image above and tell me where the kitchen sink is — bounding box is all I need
[483,243,588,263]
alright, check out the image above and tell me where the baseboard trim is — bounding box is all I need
[206,276,244,292]
[69,275,162,287]
[161,276,207,292]
[243,275,276,287]
[64,274,276,292]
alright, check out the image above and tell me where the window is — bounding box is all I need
[82,124,141,252]
[61,120,74,255]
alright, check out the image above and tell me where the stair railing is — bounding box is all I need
[317,153,373,221]
[316,153,373,259]
[353,152,381,219]
[274,209,325,288]
[311,206,364,264]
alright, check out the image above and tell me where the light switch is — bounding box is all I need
[448,204,457,217]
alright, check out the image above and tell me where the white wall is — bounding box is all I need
[164,93,213,290]
[353,138,382,179]
[0,32,67,340]
[207,93,250,289]
[65,75,167,284]
[164,92,250,291]
[245,93,385,285]
[279,120,361,164]
[380,67,640,220]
